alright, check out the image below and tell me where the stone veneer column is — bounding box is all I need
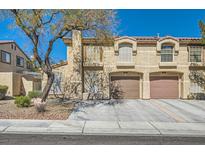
[71,30,83,99]
[142,72,150,99]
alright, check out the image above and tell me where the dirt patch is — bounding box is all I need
[0,100,74,120]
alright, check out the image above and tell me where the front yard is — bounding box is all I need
[0,99,74,120]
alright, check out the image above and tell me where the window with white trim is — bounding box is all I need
[118,43,133,63]
[161,45,174,62]
[189,46,202,62]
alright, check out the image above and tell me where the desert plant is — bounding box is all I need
[0,85,8,100]
[28,91,42,99]
[33,98,46,112]
[0,85,8,93]
[14,96,31,107]
[187,94,194,100]
[187,93,205,100]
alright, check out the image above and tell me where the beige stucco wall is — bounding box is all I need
[93,41,192,99]
[0,72,13,96]
[0,72,26,96]
[44,35,205,100]
[0,43,31,72]
[22,76,33,95]
[0,42,41,97]
[0,72,40,97]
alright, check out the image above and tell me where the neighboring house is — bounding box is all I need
[0,40,41,96]
[43,30,205,100]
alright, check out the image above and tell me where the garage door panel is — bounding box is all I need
[111,76,140,99]
[150,76,178,99]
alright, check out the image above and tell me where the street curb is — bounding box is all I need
[2,130,205,137]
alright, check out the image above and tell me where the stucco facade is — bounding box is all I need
[46,30,205,100]
[0,41,41,96]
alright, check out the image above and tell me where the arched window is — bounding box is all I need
[161,44,174,62]
[118,43,133,63]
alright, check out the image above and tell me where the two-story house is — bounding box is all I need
[0,41,41,96]
[45,30,205,100]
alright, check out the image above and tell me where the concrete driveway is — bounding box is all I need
[69,99,205,122]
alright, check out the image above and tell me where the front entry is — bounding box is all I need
[150,76,179,99]
[111,76,140,99]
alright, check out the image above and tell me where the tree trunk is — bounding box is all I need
[41,71,54,102]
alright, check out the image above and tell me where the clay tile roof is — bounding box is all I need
[63,36,203,45]
[135,37,159,40]
[178,37,201,40]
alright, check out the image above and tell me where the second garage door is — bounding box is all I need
[150,76,179,99]
[111,76,140,99]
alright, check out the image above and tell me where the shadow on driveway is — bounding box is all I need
[69,99,205,122]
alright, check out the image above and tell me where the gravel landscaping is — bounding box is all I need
[0,99,74,120]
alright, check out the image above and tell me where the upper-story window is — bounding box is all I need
[161,45,174,62]
[16,56,24,67]
[1,50,11,64]
[189,46,202,62]
[118,43,133,63]
[11,44,16,50]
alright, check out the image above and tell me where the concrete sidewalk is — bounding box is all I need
[1,119,205,136]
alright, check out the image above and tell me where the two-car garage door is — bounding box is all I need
[150,76,179,99]
[111,75,179,99]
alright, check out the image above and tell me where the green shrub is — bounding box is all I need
[28,91,42,99]
[0,85,8,100]
[0,85,8,94]
[14,96,31,107]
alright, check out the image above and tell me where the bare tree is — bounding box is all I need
[1,9,116,102]
[51,73,81,101]
[84,69,123,100]
[84,70,106,100]
[110,80,124,99]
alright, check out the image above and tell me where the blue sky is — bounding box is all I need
[1,9,205,63]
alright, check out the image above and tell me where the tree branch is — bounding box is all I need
[44,28,69,72]
[11,9,43,66]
